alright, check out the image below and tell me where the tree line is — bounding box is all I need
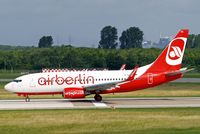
[38,26,200,49]
[186,34,200,48]
[0,46,199,71]
[38,26,143,49]
[98,26,143,49]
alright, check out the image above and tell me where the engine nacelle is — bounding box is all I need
[63,88,85,99]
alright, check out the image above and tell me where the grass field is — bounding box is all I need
[0,108,200,134]
[1,82,200,100]
[0,71,22,79]
[184,72,200,78]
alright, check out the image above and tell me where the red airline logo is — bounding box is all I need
[38,74,95,86]
[166,37,186,66]
[168,39,184,60]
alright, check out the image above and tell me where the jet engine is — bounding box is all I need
[63,88,85,99]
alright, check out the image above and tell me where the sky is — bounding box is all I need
[0,0,199,47]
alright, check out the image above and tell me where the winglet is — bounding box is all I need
[127,66,139,81]
[120,64,126,70]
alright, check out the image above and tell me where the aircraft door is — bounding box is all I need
[30,78,36,87]
[147,73,154,84]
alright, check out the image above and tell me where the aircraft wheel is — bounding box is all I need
[94,94,102,102]
[25,96,30,102]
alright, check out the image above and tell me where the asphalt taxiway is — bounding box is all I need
[0,97,200,110]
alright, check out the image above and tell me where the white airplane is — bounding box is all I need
[5,29,190,102]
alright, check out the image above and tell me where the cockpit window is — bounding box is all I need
[13,79,22,83]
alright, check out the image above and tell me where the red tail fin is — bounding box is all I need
[146,29,189,73]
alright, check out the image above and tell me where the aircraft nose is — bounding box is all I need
[4,83,13,92]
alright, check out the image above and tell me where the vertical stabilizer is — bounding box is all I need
[146,29,189,73]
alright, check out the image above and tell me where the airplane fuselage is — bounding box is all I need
[5,65,182,96]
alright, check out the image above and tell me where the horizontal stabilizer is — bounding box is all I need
[165,68,194,77]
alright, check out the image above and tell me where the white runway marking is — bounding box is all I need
[92,101,107,107]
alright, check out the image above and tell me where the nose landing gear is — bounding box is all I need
[94,94,102,102]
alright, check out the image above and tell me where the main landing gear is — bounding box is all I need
[25,95,30,102]
[94,94,102,102]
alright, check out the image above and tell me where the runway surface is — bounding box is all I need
[1,97,200,110]
[173,78,200,83]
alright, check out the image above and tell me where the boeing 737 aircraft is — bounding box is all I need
[5,29,190,102]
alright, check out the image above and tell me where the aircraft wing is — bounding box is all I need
[165,68,194,77]
[84,81,120,91]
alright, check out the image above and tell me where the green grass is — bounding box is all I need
[0,71,21,79]
[0,108,200,134]
[183,72,200,78]
[0,82,6,88]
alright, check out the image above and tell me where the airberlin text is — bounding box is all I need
[38,74,94,86]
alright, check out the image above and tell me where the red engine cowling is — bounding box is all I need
[63,88,85,99]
